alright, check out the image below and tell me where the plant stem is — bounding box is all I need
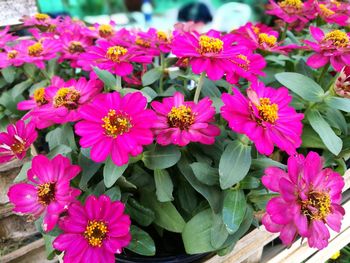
[194,72,205,103]
[116,75,122,91]
[159,53,165,93]
[280,23,288,41]
[318,63,330,84]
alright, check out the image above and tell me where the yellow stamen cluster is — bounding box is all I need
[301,191,331,220]
[258,33,277,47]
[84,220,108,247]
[33,87,48,105]
[53,87,80,109]
[135,37,151,48]
[98,24,113,38]
[323,30,349,48]
[7,50,18,59]
[278,0,303,10]
[102,109,132,138]
[252,26,260,34]
[106,46,128,62]
[235,54,250,71]
[37,182,56,205]
[257,98,279,123]
[167,105,195,130]
[35,13,50,21]
[319,4,335,17]
[28,42,43,57]
[10,139,26,154]
[68,41,85,54]
[198,35,223,54]
[157,31,168,41]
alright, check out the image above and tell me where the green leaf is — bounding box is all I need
[127,225,156,256]
[325,97,350,112]
[222,189,247,234]
[78,153,102,190]
[103,158,128,188]
[93,67,117,90]
[325,108,347,135]
[211,213,229,249]
[46,145,72,158]
[1,66,16,83]
[23,63,37,77]
[219,141,251,189]
[45,124,77,151]
[178,157,222,213]
[239,176,260,189]
[141,87,157,101]
[307,109,342,155]
[141,192,185,233]
[14,161,31,182]
[201,78,221,98]
[190,162,219,186]
[142,67,162,86]
[104,186,121,201]
[182,209,216,254]
[10,79,33,98]
[251,157,286,170]
[301,125,326,149]
[275,72,324,102]
[142,145,181,170]
[126,198,155,227]
[177,179,199,214]
[154,169,173,202]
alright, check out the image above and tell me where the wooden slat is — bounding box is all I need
[0,239,44,263]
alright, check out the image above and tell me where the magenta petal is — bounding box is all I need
[279,223,297,245]
[306,53,329,69]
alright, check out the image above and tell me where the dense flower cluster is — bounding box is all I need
[2,6,349,262]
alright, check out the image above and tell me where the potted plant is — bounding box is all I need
[1,1,350,261]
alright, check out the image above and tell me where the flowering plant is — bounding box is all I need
[1,3,350,261]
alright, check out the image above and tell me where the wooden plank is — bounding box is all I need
[0,239,44,263]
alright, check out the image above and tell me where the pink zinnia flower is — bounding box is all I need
[133,28,172,54]
[8,154,81,232]
[231,23,298,55]
[334,66,350,98]
[78,39,153,76]
[317,3,348,26]
[23,13,57,32]
[267,0,316,30]
[32,76,103,125]
[75,92,156,166]
[221,81,304,155]
[262,152,345,249]
[305,26,350,71]
[0,26,17,48]
[16,39,61,69]
[171,29,243,80]
[53,195,131,263]
[226,51,266,84]
[17,86,55,129]
[0,45,24,69]
[151,92,220,146]
[0,120,37,163]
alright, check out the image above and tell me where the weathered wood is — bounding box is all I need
[0,0,38,26]
[0,239,47,263]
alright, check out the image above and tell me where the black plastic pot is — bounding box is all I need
[116,253,212,263]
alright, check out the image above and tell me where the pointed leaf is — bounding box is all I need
[154,169,173,202]
[103,157,128,188]
[127,225,156,256]
[222,189,247,234]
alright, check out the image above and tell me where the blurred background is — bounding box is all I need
[37,0,268,31]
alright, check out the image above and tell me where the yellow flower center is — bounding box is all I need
[323,30,349,48]
[7,50,18,59]
[301,191,331,221]
[167,105,195,130]
[135,37,151,48]
[68,41,85,54]
[102,109,132,138]
[98,24,113,38]
[330,251,341,260]
[234,54,250,71]
[319,4,335,17]
[278,0,303,10]
[106,46,128,62]
[53,87,80,109]
[10,138,26,154]
[198,35,223,54]
[84,220,108,247]
[258,33,277,47]
[157,31,168,41]
[33,87,48,105]
[252,26,260,34]
[35,13,50,21]
[37,182,56,205]
[257,98,279,123]
[28,42,43,57]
